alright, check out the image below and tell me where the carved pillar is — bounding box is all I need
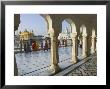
[82,33,87,58]
[50,33,60,73]
[14,55,18,76]
[91,36,96,54]
[71,32,77,64]
[91,30,96,54]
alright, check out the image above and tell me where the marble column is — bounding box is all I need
[14,54,18,76]
[71,32,77,64]
[50,34,60,73]
[91,30,96,54]
[82,33,87,58]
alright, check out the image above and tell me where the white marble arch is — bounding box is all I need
[40,14,60,73]
[61,18,78,64]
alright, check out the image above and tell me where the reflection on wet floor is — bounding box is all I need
[15,46,82,76]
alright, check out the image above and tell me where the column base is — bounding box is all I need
[81,54,87,59]
[71,60,77,64]
[50,64,60,74]
[71,57,77,64]
[91,47,95,54]
[91,50,95,54]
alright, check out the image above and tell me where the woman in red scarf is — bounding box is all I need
[32,41,37,51]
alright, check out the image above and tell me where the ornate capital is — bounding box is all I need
[91,35,96,38]
[82,33,87,37]
[71,32,77,38]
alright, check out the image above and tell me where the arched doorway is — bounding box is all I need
[15,14,54,76]
[58,19,72,69]
[58,18,77,70]
[79,25,87,59]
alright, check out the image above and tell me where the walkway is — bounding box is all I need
[67,55,97,76]
[15,46,91,76]
[55,54,97,76]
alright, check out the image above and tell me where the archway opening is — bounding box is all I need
[14,14,52,76]
[78,24,87,59]
[58,19,75,69]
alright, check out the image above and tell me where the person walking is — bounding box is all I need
[24,43,26,52]
[27,41,31,52]
[32,41,37,51]
[44,41,48,51]
[41,42,43,50]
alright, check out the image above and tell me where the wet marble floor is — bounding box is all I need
[15,46,82,76]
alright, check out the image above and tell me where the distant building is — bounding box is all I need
[19,29,34,41]
[58,32,70,40]
[58,28,72,46]
[58,28,71,40]
[32,35,44,41]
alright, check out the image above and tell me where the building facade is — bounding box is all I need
[19,29,34,41]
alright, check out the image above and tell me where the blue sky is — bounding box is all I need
[16,14,71,36]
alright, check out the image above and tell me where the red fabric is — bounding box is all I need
[32,43,36,49]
